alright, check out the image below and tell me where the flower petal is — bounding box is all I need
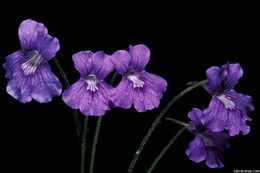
[187,108,203,128]
[34,34,60,61]
[132,72,167,112]
[222,63,243,91]
[186,136,207,163]
[72,51,94,77]
[62,79,87,109]
[111,50,132,75]
[19,19,48,50]
[30,65,62,103]
[3,50,24,79]
[205,147,224,168]
[202,97,228,132]
[79,81,112,116]
[111,78,134,109]
[129,44,150,72]
[18,19,59,60]
[92,51,114,80]
[205,66,228,95]
[6,64,62,103]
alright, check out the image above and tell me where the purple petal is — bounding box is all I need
[222,63,243,91]
[225,109,250,136]
[131,72,167,112]
[111,50,132,75]
[187,108,203,128]
[140,72,167,98]
[62,79,87,109]
[205,66,228,95]
[202,97,228,132]
[72,51,94,77]
[18,19,59,60]
[63,80,112,116]
[186,136,207,163]
[225,90,254,121]
[34,34,60,61]
[6,64,62,103]
[205,147,224,168]
[79,81,112,116]
[111,78,134,109]
[19,19,48,50]
[92,51,114,80]
[129,44,150,72]
[3,51,24,79]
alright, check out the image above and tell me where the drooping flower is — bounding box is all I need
[201,63,254,136]
[186,108,230,168]
[62,51,114,116]
[110,44,167,112]
[3,19,62,103]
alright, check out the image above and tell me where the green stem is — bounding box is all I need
[147,126,187,173]
[80,117,89,173]
[89,72,118,173]
[89,116,102,173]
[127,79,208,173]
[52,57,82,139]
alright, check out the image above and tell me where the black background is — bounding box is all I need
[0,4,259,173]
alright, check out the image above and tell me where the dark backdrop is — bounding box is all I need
[0,5,259,173]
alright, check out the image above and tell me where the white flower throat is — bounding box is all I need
[126,71,145,88]
[21,50,43,75]
[85,75,98,92]
[217,94,235,109]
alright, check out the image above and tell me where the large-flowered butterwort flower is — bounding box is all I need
[62,51,113,116]
[201,63,254,136]
[3,19,62,103]
[110,44,167,112]
[186,108,230,168]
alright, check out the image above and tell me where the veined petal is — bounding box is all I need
[18,19,59,60]
[19,19,48,50]
[202,97,228,132]
[129,44,150,72]
[205,147,224,168]
[62,79,87,109]
[186,136,207,163]
[111,78,134,109]
[79,81,112,116]
[187,108,203,128]
[111,50,132,75]
[3,50,24,79]
[92,51,114,80]
[132,72,167,112]
[222,63,243,91]
[72,51,94,77]
[6,64,62,103]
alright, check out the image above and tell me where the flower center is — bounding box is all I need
[217,94,235,109]
[85,75,98,92]
[21,50,43,75]
[126,71,145,88]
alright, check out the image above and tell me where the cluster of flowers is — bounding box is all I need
[3,19,254,169]
[185,62,254,168]
[3,19,167,115]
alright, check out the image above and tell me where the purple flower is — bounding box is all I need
[186,108,230,168]
[3,19,62,103]
[62,51,114,116]
[201,63,254,136]
[110,44,167,112]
